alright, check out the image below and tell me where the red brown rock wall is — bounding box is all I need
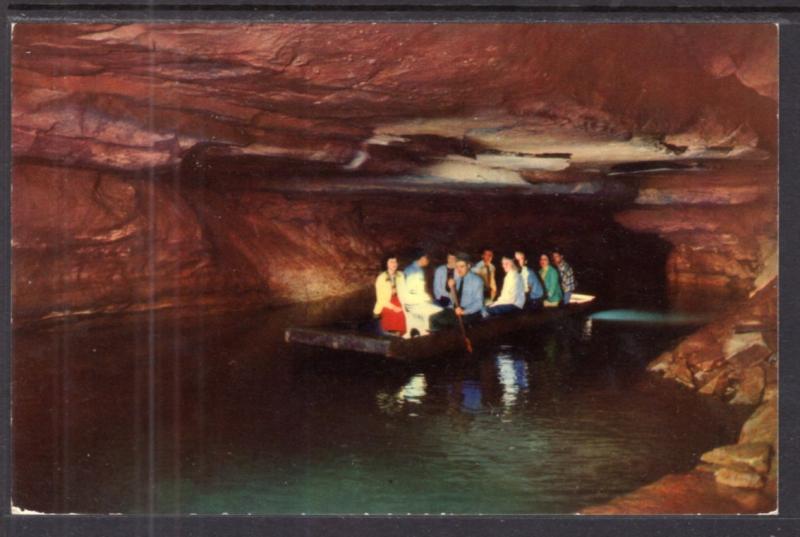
[614,164,777,301]
[10,23,779,321]
[584,279,778,514]
[12,159,664,322]
[13,23,777,172]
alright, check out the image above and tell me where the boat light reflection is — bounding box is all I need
[589,309,710,325]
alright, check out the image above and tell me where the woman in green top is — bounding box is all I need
[539,254,563,307]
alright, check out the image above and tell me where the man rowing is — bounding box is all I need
[430,253,485,330]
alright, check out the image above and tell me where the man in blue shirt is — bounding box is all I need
[430,253,485,330]
[527,264,545,310]
[433,252,458,308]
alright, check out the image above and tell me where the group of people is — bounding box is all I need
[373,247,576,338]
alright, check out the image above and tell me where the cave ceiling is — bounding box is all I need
[12,23,777,192]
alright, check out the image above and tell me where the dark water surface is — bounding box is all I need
[12,298,747,514]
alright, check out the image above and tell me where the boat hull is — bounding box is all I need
[285,296,596,360]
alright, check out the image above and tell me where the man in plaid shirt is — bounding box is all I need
[552,249,576,305]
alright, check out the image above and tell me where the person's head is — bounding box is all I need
[501,255,516,273]
[539,254,550,269]
[481,248,494,264]
[411,249,429,267]
[384,255,399,273]
[455,252,471,277]
[514,250,527,267]
[446,253,457,268]
[552,249,564,265]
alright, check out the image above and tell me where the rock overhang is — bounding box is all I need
[12,22,777,187]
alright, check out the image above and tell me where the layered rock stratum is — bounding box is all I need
[12,23,777,322]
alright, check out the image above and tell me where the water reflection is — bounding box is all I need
[12,299,748,515]
[496,353,530,410]
[376,349,534,419]
[459,381,483,413]
[582,318,593,340]
[376,373,427,415]
[397,373,427,404]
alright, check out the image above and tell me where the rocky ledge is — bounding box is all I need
[583,278,777,514]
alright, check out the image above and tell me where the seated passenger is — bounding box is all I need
[516,250,544,310]
[539,253,563,307]
[373,255,406,336]
[430,253,486,330]
[486,255,526,316]
[472,248,497,305]
[433,252,458,308]
[527,266,545,310]
[401,251,443,336]
[552,248,576,305]
[515,250,531,294]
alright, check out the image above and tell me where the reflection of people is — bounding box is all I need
[552,248,576,305]
[430,253,485,330]
[486,255,525,316]
[472,248,497,304]
[401,251,443,336]
[373,255,406,335]
[460,380,483,413]
[497,356,530,408]
[433,252,457,308]
[539,254,563,307]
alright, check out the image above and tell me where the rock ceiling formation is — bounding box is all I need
[13,23,776,176]
[10,23,778,320]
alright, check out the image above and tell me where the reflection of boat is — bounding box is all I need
[285,294,596,360]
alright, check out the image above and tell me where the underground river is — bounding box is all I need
[12,291,750,514]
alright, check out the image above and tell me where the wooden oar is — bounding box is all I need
[450,281,473,354]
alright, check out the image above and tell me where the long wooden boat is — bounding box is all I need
[285,294,596,360]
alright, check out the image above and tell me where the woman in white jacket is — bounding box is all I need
[486,255,526,316]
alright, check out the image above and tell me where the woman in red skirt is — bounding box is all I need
[373,255,407,335]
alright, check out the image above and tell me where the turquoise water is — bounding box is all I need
[12,304,746,514]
